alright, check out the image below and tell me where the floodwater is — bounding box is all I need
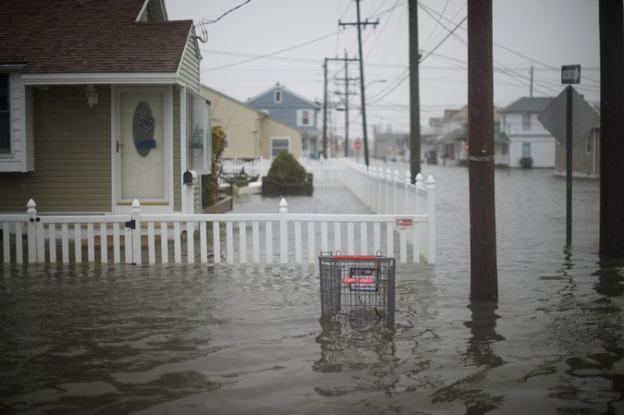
[1,164,622,415]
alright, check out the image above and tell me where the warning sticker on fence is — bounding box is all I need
[395,217,414,230]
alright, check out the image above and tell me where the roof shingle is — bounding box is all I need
[0,0,193,74]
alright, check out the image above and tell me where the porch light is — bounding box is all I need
[84,84,98,108]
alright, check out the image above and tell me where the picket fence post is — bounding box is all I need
[427,175,436,263]
[26,199,37,263]
[279,198,288,264]
[131,199,141,265]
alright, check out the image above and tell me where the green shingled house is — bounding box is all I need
[0,0,210,215]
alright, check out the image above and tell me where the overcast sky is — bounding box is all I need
[166,0,601,137]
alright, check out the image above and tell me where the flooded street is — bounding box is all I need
[1,164,622,414]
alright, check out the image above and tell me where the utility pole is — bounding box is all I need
[468,0,498,302]
[409,0,421,183]
[529,65,534,97]
[325,56,358,159]
[599,0,624,258]
[334,52,359,158]
[340,0,378,167]
[322,59,328,159]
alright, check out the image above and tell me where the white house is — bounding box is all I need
[500,97,556,168]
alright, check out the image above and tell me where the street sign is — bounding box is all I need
[538,86,599,147]
[561,64,581,84]
[354,139,362,150]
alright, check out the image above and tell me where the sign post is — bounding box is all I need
[354,139,362,163]
[538,65,599,246]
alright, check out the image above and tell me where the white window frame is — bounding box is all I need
[270,137,291,157]
[521,113,531,130]
[585,135,592,154]
[297,109,313,127]
[0,70,33,172]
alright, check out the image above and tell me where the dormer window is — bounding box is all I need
[274,90,282,104]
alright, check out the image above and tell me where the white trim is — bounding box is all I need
[180,86,189,214]
[136,0,150,21]
[270,137,291,157]
[22,73,178,85]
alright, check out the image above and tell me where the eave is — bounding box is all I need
[21,72,179,85]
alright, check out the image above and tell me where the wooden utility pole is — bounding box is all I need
[409,0,421,183]
[468,0,498,302]
[340,0,378,167]
[333,52,359,158]
[599,0,624,258]
[322,59,328,159]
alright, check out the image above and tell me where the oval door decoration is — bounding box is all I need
[133,100,157,157]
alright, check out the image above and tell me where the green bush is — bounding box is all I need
[202,125,227,207]
[262,151,313,197]
[267,151,307,183]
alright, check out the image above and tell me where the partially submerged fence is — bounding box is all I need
[1,159,435,266]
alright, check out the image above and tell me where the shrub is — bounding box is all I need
[202,125,227,207]
[262,151,313,197]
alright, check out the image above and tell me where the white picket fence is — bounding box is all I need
[1,160,435,266]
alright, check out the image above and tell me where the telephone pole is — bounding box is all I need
[339,0,378,167]
[468,0,498,302]
[334,52,359,157]
[324,56,358,159]
[409,0,421,182]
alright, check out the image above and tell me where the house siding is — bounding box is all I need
[177,32,200,93]
[0,85,112,212]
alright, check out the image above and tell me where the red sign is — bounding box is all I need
[395,217,414,229]
[354,140,362,150]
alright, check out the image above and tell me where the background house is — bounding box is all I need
[554,126,601,178]
[0,0,209,215]
[246,82,319,158]
[201,85,302,160]
[430,105,509,166]
[500,97,556,168]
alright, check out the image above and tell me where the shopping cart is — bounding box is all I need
[319,252,395,321]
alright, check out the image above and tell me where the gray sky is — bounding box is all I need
[166,0,601,137]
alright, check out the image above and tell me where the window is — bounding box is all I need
[585,135,592,154]
[522,113,531,130]
[522,142,531,157]
[0,74,10,154]
[274,90,282,104]
[271,137,290,157]
[186,91,212,174]
[297,109,312,127]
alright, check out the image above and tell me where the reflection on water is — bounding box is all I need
[1,165,623,415]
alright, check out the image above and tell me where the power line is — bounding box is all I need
[196,0,253,27]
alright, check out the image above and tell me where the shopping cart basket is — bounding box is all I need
[319,252,395,320]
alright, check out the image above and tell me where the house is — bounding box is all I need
[554,126,601,178]
[201,85,302,160]
[431,105,509,166]
[500,97,556,168]
[0,0,210,215]
[246,83,320,158]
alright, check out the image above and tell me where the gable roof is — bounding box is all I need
[201,84,303,133]
[246,83,320,109]
[502,97,555,113]
[0,0,194,74]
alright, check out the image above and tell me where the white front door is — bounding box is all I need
[114,88,171,213]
